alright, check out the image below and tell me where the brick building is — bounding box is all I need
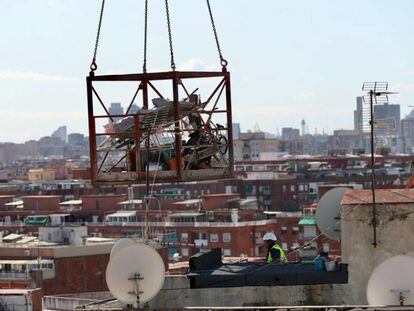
[0,242,112,295]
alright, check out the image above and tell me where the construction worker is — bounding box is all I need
[263,232,286,263]
[313,251,329,271]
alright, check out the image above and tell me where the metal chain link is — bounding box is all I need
[90,0,106,72]
[164,0,176,71]
[142,0,148,73]
[206,0,227,68]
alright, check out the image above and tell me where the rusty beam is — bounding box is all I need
[89,71,227,82]
[86,76,97,183]
[172,72,182,179]
[225,72,234,176]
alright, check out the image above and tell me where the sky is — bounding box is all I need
[1,0,414,143]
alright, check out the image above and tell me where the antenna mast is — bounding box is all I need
[362,82,397,247]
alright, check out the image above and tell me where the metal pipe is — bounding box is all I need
[369,89,377,248]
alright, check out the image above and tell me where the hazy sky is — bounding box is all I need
[1,0,414,143]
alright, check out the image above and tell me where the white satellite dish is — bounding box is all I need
[316,187,348,240]
[367,255,414,306]
[106,243,165,305]
[110,238,134,260]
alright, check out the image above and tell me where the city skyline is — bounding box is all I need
[1,98,413,145]
[2,1,414,142]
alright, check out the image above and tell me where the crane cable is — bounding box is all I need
[206,0,228,69]
[90,1,226,72]
[164,0,176,71]
[142,0,149,73]
[90,0,106,73]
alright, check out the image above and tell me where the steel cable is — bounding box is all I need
[90,0,106,72]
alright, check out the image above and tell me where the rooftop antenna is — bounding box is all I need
[362,82,398,247]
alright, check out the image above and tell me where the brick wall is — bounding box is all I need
[22,196,61,211]
[0,196,14,210]
[43,254,109,295]
[81,195,125,211]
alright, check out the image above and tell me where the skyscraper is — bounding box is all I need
[68,133,85,145]
[401,117,414,153]
[232,123,241,140]
[374,103,401,135]
[51,126,67,143]
[301,119,306,136]
[128,103,140,114]
[109,103,124,122]
[353,96,363,132]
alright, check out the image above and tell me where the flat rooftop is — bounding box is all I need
[342,189,414,205]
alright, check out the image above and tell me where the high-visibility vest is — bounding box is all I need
[267,243,286,263]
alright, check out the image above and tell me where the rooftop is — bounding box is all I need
[342,189,414,205]
[21,195,60,199]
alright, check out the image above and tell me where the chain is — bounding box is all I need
[206,0,227,68]
[164,0,176,71]
[90,0,106,72]
[142,0,148,73]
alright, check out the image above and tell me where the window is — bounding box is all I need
[210,233,219,243]
[292,227,299,235]
[246,185,256,195]
[282,243,288,251]
[280,226,287,234]
[323,243,330,252]
[223,249,231,256]
[282,185,287,192]
[290,185,295,192]
[222,233,231,242]
[181,233,188,242]
[181,248,189,257]
[304,225,316,238]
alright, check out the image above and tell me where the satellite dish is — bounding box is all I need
[106,243,165,305]
[367,255,414,306]
[110,238,134,260]
[316,187,348,240]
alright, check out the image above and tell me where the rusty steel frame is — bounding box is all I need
[86,70,234,185]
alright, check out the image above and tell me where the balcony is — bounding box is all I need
[0,271,33,280]
[194,239,208,248]
[0,221,24,227]
[87,219,278,228]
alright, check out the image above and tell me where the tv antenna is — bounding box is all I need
[362,82,398,247]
